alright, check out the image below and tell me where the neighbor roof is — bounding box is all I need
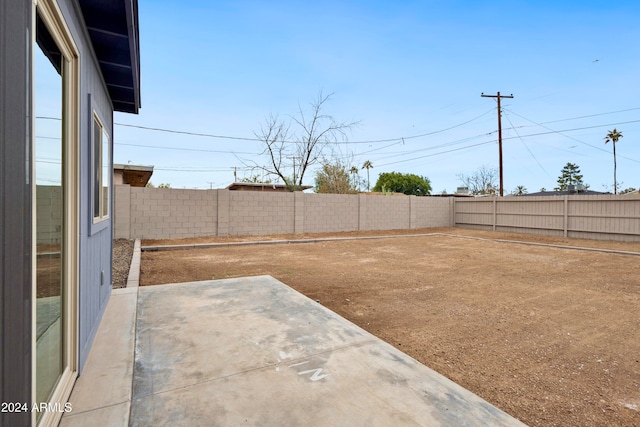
[114,163,153,187]
[525,190,609,196]
[226,182,313,192]
[78,0,141,113]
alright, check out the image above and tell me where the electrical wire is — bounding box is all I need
[503,112,551,178]
[116,142,259,155]
[503,111,640,163]
[113,110,494,144]
[540,107,640,125]
[375,140,495,168]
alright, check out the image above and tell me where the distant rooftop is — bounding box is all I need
[525,189,609,197]
[114,164,153,187]
[226,182,312,192]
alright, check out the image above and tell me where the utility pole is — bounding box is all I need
[481,91,513,196]
[286,156,301,189]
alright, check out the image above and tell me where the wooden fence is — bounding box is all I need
[454,194,640,242]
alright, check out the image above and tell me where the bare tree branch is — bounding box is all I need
[251,113,292,186]
[457,165,499,195]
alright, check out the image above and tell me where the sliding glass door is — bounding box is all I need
[34,11,64,410]
[33,2,79,425]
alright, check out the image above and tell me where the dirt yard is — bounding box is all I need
[140,227,640,427]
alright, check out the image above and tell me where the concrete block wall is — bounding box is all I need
[36,185,63,245]
[228,191,295,236]
[114,187,639,242]
[128,187,217,239]
[303,193,359,233]
[359,195,410,231]
[113,184,130,239]
[115,186,455,239]
[411,197,453,228]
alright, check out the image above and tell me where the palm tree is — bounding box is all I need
[349,165,359,189]
[362,160,373,191]
[604,128,623,194]
[512,185,527,196]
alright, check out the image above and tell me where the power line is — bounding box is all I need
[540,107,640,125]
[154,167,251,172]
[36,108,638,148]
[503,112,640,163]
[114,122,261,142]
[375,140,495,168]
[114,110,495,144]
[36,111,494,145]
[354,133,493,163]
[503,112,551,178]
[115,142,259,155]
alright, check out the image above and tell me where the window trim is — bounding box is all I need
[91,108,111,228]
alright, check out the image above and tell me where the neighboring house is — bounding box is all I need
[526,189,609,197]
[114,163,154,187]
[226,182,313,192]
[1,1,140,426]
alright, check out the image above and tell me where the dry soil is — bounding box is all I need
[139,227,640,427]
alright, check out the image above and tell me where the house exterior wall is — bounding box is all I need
[454,195,640,241]
[114,187,454,239]
[1,1,33,424]
[54,0,116,373]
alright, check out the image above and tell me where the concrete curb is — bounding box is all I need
[142,233,440,252]
[126,239,141,287]
[141,233,640,257]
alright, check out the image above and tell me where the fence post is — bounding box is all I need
[492,197,497,231]
[409,195,415,229]
[358,193,365,231]
[217,189,230,236]
[294,191,304,234]
[451,197,456,227]
[563,196,568,237]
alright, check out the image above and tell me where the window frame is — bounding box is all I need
[31,0,80,425]
[91,110,110,226]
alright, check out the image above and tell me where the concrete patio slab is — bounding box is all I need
[130,276,526,426]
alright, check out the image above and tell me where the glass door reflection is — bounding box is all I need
[34,13,65,409]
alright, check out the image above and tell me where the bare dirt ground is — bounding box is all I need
[140,227,640,427]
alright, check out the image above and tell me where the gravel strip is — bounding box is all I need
[112,239,134,288]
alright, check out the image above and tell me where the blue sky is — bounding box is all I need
[114,0,640,193]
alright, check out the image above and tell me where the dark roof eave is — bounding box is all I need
[122,0,140,113]
[78,0,141,114]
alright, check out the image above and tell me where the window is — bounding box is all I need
[93,114,110,221]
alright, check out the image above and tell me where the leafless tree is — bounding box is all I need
[457,165,499,195]
[252,92,358,190]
